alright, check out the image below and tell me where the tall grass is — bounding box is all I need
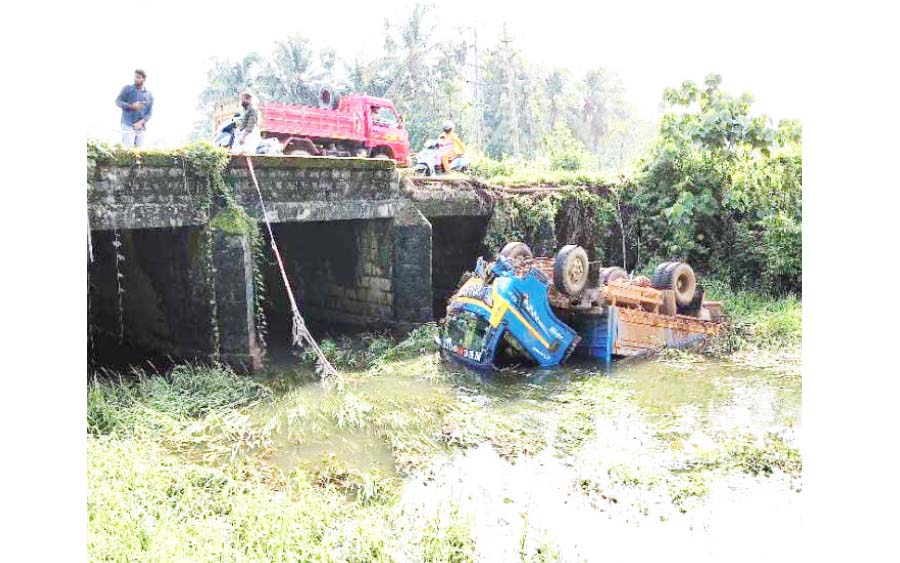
[88,364,273,437]
[87,357,477,562]
[702,278,802,351]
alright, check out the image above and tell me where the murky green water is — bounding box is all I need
[240,352,801,561]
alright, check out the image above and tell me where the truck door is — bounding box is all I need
[368,105,403,156]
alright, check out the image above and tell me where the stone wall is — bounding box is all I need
[88,226,216,368]
[231,157,402,223]
[89,159,208,231]
[391,203,433,328]
[89,156,404,231]
[264,220,395,329]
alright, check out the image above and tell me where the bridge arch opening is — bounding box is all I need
[429,216,490,319]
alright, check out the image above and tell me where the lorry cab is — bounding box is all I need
[438,255,580,369]
[340,95,411,165]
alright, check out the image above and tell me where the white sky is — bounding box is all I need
[85,0,806,147]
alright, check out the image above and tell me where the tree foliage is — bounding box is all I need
[630,74,802,293]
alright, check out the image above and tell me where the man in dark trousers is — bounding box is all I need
[115,69,153,148]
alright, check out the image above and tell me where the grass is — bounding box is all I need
[87,354,477,562]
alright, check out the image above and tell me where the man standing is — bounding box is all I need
[115,69,153,148]
[438,121,466,173]
[233,92,261,155]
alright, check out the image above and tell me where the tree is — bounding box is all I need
[632,73,802,293]
[195,53,263,138]
[257,34,327,105]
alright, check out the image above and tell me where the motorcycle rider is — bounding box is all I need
[438,121,466,173]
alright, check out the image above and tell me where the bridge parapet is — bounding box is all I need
[88,154,403,231]
[228,156,402,222]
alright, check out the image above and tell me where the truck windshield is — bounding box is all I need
[371,106,399,127]
[444,310,493,360]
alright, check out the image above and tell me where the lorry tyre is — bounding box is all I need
[651,261,678,288]
[289,149,313,156]
[554,245,590,297]
[677,284,704,317]
[499,242,533,262]
[598,266,627,285]
[651,262,673,287]
[652,262,696,307]
[318,85,341,109]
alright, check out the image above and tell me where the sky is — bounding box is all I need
[85,0,806,148]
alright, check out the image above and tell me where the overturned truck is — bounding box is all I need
[437,242,724,369]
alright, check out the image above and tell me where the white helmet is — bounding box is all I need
[442,121,454,132]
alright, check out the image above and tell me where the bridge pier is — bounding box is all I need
[391,203,433,330]
[210,230,264,371]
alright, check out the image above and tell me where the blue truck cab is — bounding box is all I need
[437,255,580,369]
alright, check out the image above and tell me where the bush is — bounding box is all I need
[544,123,594,172]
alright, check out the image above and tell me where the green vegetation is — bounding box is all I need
[706,281,802,351]
[87,357,478,562]
[472,75,802,298]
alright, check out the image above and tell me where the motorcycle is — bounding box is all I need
[213,112,282,155]
[413,139,469,176]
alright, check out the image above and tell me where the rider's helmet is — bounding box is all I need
[442,121,454,132]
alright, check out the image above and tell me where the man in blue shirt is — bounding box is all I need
[115,69,153,148]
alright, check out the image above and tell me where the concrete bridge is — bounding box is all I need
[87,154,496,371]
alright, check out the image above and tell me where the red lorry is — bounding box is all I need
[214,89,411,166]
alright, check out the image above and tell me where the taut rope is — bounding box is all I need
[245,156,340,380]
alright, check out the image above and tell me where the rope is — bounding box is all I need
[245,156,340,380]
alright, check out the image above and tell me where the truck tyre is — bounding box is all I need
[553,245,590,297]
[677,284,704,317]
[318,85,340,109]
[371,147,393,160]
[289,149,313,156]
[598,266,627,285]
[652,262,696,307]
[499,242,533,262]
[651,262,673,287]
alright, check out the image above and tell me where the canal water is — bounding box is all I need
[247,351,802,561]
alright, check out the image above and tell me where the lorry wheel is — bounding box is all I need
[318,85,341,109]
[553,245,590,297]
[651,262,696,307]
[598,266,627,285]
[289,149,312,156]
[651,262,673,286]
[499,242,533,262]
[677,285,705,317]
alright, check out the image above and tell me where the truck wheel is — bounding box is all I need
[318,85,341,109]
[553,245,590,297]
[289,149,312,156]
[598,266,627,285]
[499,242,533,262]
[651,262,696,307]
[651,261,673,286]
